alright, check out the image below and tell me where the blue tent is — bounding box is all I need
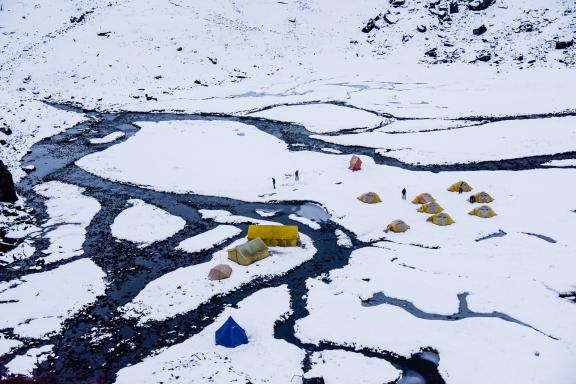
[215,316,249,348]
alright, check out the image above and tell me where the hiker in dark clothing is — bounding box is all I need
[272,177,276,189]
[295,170,299,182]
[469,195,475,203]
[402,188,406,200]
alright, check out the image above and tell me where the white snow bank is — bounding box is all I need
[5,345,54,377]
[314,116,576,165]
[199,209,275,225]
[305,350,400,384]
[89,131,125,144]
[289,214,321,230]
[0,335,22,358]
[34,181,101,264]
[250,103,384,134]
[543,159,576,167]
[115,286,304,384]
[334,229,353,248]
[0,259,107,339]
[177,225,241,254]
[122,233,316,324]
[296,276,576,384]
[111,199,185,247]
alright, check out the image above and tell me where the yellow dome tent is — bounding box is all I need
[417,202,444,214]
[384,219,410,233]
[426,212,455,226]
[412,193,435,204]
[227,238,270,266]
[357,192,382,204]
[448,181,472,192]
[472,192,494,203]
[469,205,497,218]
[247,225,299,247]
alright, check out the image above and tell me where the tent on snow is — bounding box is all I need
[426,212,455,226]
[469,205,497,218]
[349,155,362,171]
[448,181,472,192]
[412,193,435,204]
[384,219,410,233]
[215,316,248,348]
[357,192,382,204]
[208,264,233,280]
[228,238,270,266]
[417,202,444,214]
[471,192,494,203]
[248,225,299,247]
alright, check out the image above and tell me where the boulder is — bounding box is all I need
[449,2,459,13]
[468,0,494,11]
[361,19,377,33]
[417,24,427,32]
[0,160,17,203]
[473,25,487,35]
[425,48,438,58]
[555,40,574,49]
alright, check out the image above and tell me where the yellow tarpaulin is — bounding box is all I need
[417,202,444,214]
[469,205,497,218]
[448,181,472,192]
[247,225,299,247]
[357,192,382,204]
[412,193,435,204]
[426,212,455,226]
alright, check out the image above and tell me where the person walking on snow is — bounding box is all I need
[272,177,276,190]
[295,170,299,182]
[402,188,406,200]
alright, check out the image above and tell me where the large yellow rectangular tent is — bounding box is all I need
[247,225,299,247]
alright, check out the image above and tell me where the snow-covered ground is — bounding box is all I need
[1,0,575,382]
[34,181,100,264]
[177,225,242,254]
[111,199,185,247]
[121,233,316,324]
[0,258,107,339]
[115,286,304,384]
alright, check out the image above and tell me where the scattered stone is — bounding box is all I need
[144,94,158,101]
[176,47,183,51]
[475,53,492,62]
[473,25,487,35]
[468,0,494,11]
[417,25,427,32]
[390,0,405,7]
[361,19,377,33]
[425,48,438,58]
[22,165,36,173]
[207,57,217,64]
[0,160,18,203]
[154,75,163,79]
[449,2,459,13]
[555,40,573,49]
[383,12,399,24]
[0,126,12,135]
[96,31,111,37]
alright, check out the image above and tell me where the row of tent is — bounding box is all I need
[213,226,303,348]
[208,225,300,281]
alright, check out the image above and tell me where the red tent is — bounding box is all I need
[349,155,362,171]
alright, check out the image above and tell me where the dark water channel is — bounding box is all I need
[0,110,448,383]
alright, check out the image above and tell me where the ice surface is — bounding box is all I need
[115,286,304,384]
[0,259,107,339]
[313,117,576,165]
[34,181,101,264]
[177,225,242,254]
[111,199,185,247]
[251,103,384,133]
[305,350,400,384]
[122,233,316,324]
[296,275,576,384]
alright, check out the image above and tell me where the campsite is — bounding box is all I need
[1,1,575,383]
